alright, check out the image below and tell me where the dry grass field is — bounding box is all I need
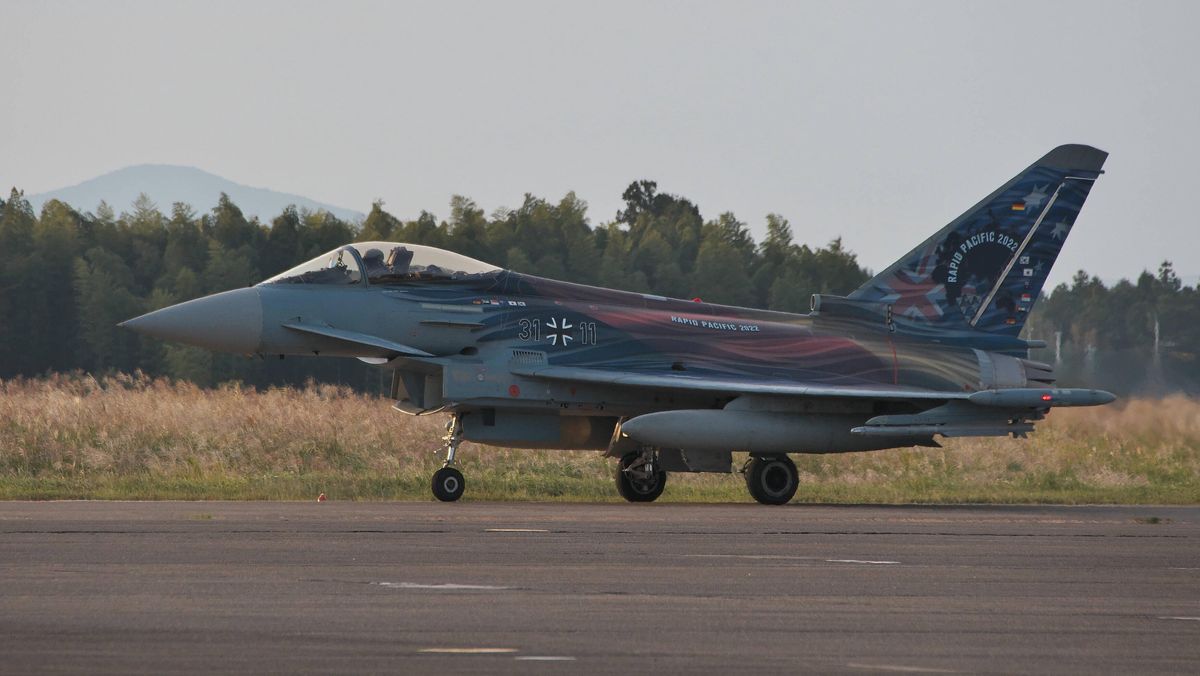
[1,373,1197,503]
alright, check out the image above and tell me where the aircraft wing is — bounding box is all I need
[512,365,1114,441]
[510,364,1115,406]
[509,364,968,402]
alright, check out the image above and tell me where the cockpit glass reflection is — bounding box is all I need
[263,248,362,285]
[356,245,492,283]
[261,242,498,286]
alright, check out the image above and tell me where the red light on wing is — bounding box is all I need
[1041,394,1052,401]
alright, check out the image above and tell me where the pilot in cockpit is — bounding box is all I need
[362,248,388,277]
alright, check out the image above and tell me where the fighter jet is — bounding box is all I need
[121,145,1114,504]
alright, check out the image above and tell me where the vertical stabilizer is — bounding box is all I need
[850,145,1106,336]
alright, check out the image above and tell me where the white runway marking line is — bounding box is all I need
[684,554,823,561]
[485,528,550,533]
[682,554,901,565]
[515,656,577,661]
[419,648,517,654]
[376,582,512,590]
[1158,616,1200,621]
[846,663,959,673]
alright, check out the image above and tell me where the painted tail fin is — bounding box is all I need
[849,144,1107,336]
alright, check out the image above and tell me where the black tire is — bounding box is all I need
[431,466,465,502]
[615,452,667,503]
[745,455,798,505]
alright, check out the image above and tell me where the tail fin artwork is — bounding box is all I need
[849,144,1107,337]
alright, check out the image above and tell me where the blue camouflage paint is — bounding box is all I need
[849,144,1107,336]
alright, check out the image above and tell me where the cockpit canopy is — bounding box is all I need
[261,242,500,286]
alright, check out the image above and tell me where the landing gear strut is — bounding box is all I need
[615,450,667,503]
[744,455,799,505]
[431,415,465,502]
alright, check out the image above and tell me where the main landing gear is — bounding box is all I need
[431,415,465,502]
[610,449,801,505]
[615,449,667,503]
[743,455,799,505]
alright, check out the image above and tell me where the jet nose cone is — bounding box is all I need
[120,287,263,354]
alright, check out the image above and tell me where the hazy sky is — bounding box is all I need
[3,0,1197,287]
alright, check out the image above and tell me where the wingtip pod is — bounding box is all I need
[968,388,1116,408]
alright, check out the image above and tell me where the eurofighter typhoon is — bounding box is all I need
[121,145,1114,504]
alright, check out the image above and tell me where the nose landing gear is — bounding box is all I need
[431,415,465,502]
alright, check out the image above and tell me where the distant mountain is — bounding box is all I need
[25,164,364,223]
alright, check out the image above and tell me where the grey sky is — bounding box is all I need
[3,0,1197,287]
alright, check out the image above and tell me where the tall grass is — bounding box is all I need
[1,373,1196,503]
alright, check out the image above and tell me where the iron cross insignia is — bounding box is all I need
[546,317,573,346]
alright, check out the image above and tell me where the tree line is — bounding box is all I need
[0,181,1195,394]
[1031,263,1200,394]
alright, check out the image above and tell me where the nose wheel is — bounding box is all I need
[431,415,465,502]
[432,466,465,502]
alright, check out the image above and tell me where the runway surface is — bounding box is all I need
[1,502,1198,675]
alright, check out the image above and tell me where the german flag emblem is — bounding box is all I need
[1011,202,1026,211]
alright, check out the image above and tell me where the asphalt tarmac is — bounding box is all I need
[1,502,1198,675]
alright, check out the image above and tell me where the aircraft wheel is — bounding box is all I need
[432,466,465,502]
[615,452,667,503]
[745,455,798,505]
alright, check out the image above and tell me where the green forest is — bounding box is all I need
[0,181,1196,394]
